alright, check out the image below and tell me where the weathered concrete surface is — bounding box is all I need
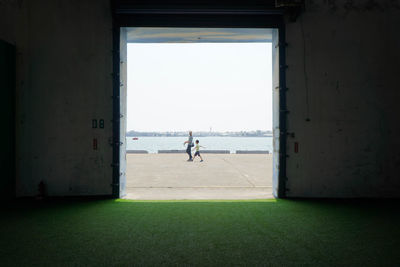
[0,0,113,196]
[285,0,400,197]
[126,154,273,199]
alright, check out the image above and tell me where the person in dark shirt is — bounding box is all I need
[183,131,194,161]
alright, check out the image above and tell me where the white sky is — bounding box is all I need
[127,43,272,132]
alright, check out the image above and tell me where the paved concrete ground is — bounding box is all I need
[125,154,273,200]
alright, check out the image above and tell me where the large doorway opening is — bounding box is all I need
[117,27,282,199]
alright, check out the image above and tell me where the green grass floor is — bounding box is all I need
[1,199,400,266]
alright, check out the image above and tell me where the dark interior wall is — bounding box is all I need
[1,0,399,197]
[0,0,114,197]
[1,0,17,198]
[0,40,16,198]
[0,0,17,44]
[285,0,400,197]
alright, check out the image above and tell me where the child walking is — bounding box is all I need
[192,140,205,162]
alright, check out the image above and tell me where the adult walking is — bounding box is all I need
[183,131,194,161]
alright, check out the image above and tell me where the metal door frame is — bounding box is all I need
[111,5,288,198]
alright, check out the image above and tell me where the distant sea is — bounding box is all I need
[126,136,273,154]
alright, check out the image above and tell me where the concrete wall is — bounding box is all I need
[285,0,400,197]
[1,0,400,197]
[0,0,113,196]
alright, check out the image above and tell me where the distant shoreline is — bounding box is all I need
[127,131,273,138]
[126,135,273,137]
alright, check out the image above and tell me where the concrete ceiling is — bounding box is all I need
[126,27,273,43]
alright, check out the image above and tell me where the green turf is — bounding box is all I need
[1,199,399,266]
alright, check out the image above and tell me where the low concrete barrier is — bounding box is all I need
[158,150,186,153]
[157,149,230,154]
[127,150,269,154]
[236,150,269,154]
[201,150,230,154]
[127,150,148,154]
